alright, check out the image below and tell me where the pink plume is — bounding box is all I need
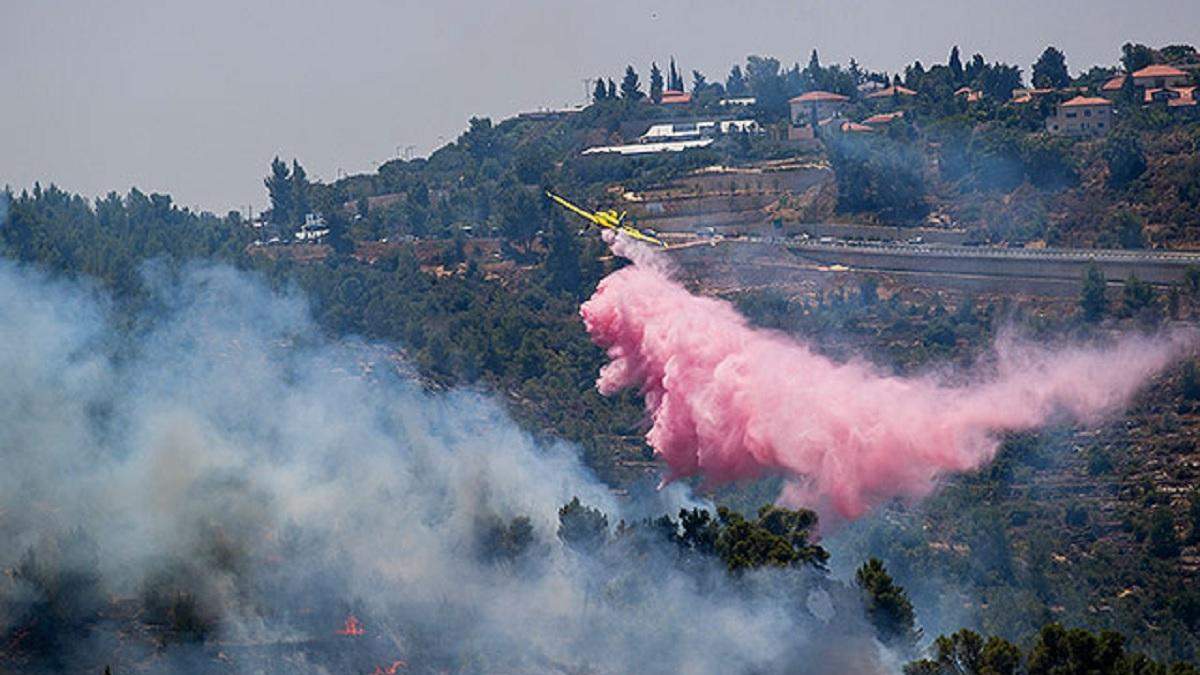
[582,248,1191,521]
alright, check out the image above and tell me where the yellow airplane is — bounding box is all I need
[545,191,666,247]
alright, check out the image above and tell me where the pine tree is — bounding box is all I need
[1080,264,1107,322]
[856,558,921,651]
[726,65,747,95]
[668,56,682,91]
[1148,507,1180,558]
[966,53,986,83]
[592,77,608,102]
[691,69,707,93]
[849,57,863,85]
[1032,46,1070,89]
[805,49,822,90]
[264,157,292,227]
[606,78,617,99]
[557,497,609,554]
[948,46,964,83]
[290,160,310,226]
[649,62,664,103]
[620,66,643,100]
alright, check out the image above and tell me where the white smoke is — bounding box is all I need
[0,261,890,674]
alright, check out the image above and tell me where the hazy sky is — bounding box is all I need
[3,0,1198,213]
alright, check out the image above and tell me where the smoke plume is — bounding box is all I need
[0,260,890,674]
[582,237,1190,521]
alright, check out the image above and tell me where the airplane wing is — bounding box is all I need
[546,190,666,248]
[619,226,666,247]
[545,191,610,229]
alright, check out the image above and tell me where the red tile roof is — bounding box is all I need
[862,111,904,125]
[865,85,916,98]
[1101,75,1126,91]
[1061,95,1113,107]
[840,121,874,133]
[791,91,849,103]
[1132,64,1188,79]
[659,90,691,104]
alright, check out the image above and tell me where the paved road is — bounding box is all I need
[781,239,1200,265]
[667,236,1200,286]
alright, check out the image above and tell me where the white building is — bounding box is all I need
[582,139,714,156]
[639,119,761,143]
[294,212,330,241]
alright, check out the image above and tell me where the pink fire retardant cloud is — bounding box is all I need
[582,235,1193,521]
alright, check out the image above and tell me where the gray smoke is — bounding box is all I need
[0,261,890,674]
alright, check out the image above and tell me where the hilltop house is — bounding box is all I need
[1101,64,1196,110]
[789,91,848,125]
[1132,64,1190,89]
[1045,96,1113,137]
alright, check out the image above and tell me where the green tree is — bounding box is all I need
[557,497,609,554]
[745,55,788,118]
[826,133,927,219]
[668,56,683,91]
[1031,46,1070,88]
[715,505,828,573]
[496,180,540,256]
[620,65,644,100]
[592,77,608,103]
[606,78,617,99]
[1080,264,1107,322]
[1186,489,1200,544]
[1107,210,1146,249]
[726,65,748,95]
[264,157,293,227]
[691,69,708,93]
[977,63,1023,100]
[290,159,310,225]
[649,62,664,103]
[1187,266,1200,296]
[544,216,583,297]
[1026,624,1126,675]
[856,558,920,651]
[1121,273,1155,317]
[677,508,720,557]
[459,117,497,161]
[1103,130,1147,188]
[948,46,964,83]
[1148,507,1180,558]
[477,514,536,562]
[1121,42,1156,73]
[904,629,1022,675]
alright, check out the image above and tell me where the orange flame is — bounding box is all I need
[372,660,408,674]
[335,614,365,636]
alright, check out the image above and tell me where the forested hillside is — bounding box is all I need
[4,38,1200,673]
